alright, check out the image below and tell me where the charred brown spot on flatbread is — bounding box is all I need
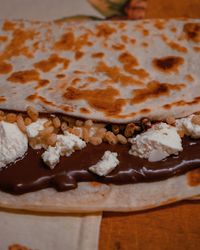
[170,27,177,33]
[185,74,194,82]
[192,96,200,103]
[54,32,92,53]
[193,46,200,52]
[163,103,177,110]
[96,23,116,37]
[114,111,137,119]
[119,52,147,79]
[161,34,168,42]
[0,61,12,74]
[0,35,7,42]
[141,42,148,47]
[64,86,126,116]
[112,43,125,50]
[38,95,57,107]
[140,108,151,114]
[1,28,36,60]
[187,169,200,186]
[154,19,166,30]
[73,70,85,75]
[26,94,38,101]
[163,96,200,110]
[7,70,40,84]
[80,107,90,114]
[119,52,138,67]
[91,52,104,58]
[117,22,126,29]
[75,50,84,60]
[118,75,144,86]
[142,29,149,36]
[56,74,66,79]
[152,56,184,73]
[26,93,57,108]
[34,79,50,90]
[96,61,143,86]
[131,81,185,104]
[130,38,136,44]
[120,35,128,43]
[183,23,200,42]
[0,96,6,103]
[96,61,120,82]
[86,77,97,83]
[33,41,39,51]
[54,32,75,51]
[70,78,81,86]
[2,20,16,31]
[125,68,149,79]
[167,41,188,53]
[34,54,70,72]
[77,33,93,49]
[59,104,72,112]
[79,83,90,89]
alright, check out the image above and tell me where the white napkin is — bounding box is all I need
[0,210,102,250]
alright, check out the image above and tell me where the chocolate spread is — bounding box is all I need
[0,137,199,195]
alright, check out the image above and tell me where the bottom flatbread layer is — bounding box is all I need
[0,170,199,213]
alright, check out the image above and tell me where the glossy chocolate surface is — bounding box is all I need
[0,137,199,195]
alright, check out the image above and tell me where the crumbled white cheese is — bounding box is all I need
[42,131,86,169]
[26,118,47,138]
[57,131,86,156]
[176,115,200,138]
[0,121,28,169]
[89,151,119,176]
[41,146,60,169]
[129,122,182,162]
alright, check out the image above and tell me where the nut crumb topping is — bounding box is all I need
[191,115,200,125]
[166,116,176,125]
[0,107,173,147]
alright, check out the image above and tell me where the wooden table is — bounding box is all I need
[146,0,200,18]
[100,201,200,250]
[100,1,200,249]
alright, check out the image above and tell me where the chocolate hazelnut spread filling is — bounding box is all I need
[0,136,199,195]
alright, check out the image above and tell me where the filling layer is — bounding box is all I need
[0,136,199,195]
[0,107,200,195]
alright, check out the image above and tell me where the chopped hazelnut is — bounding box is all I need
[191,115,200,125]
[141,117,151,129]
[166,116,176,125]
[112,124,120,135]
[124,123,135,137]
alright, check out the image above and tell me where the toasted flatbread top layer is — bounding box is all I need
[0,19,200,123]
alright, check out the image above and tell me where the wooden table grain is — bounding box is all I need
[100,201,200,250]
[146,0,200,18]
[100,1,200,249]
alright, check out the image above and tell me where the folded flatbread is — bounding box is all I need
[0,19,199,212]
[1,19,200,123]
